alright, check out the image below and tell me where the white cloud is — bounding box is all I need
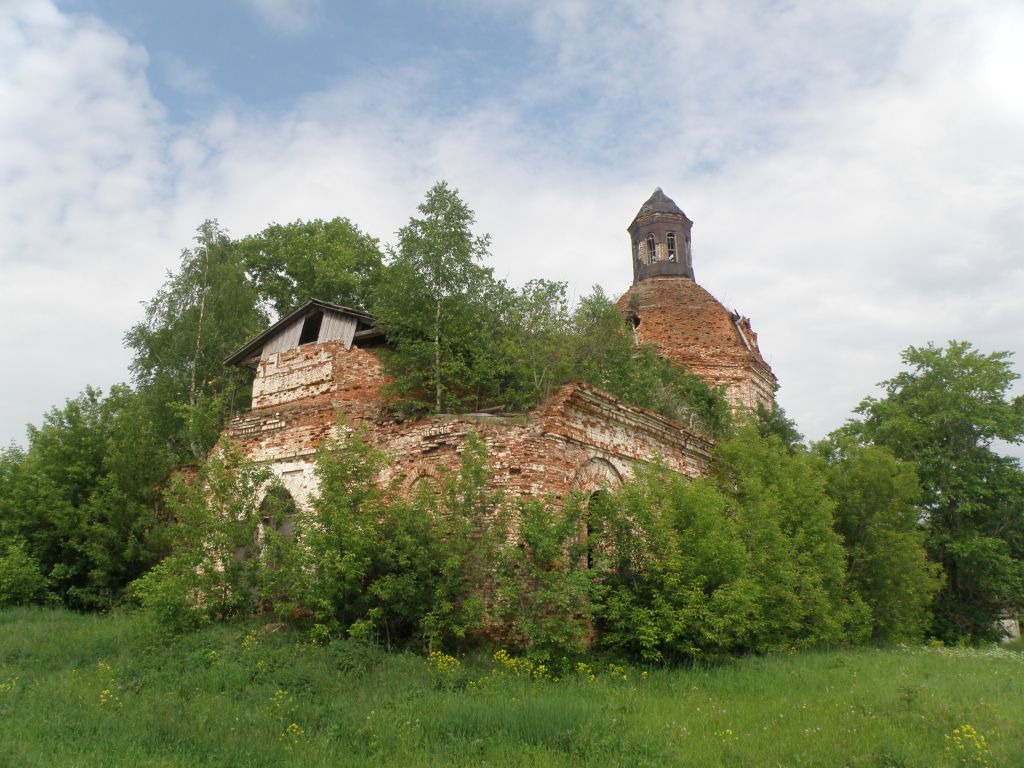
[0,1,179,443]
[157,52,216,98]
[688,2,1024,439]
[2,0,1023,454]
[235,0,323,34]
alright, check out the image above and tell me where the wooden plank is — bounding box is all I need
[319,311,358,349]
[261,318,303,358]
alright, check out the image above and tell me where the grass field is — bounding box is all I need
[0,608,1021,767]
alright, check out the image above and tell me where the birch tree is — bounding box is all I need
[371,182,495,414]
[124,221,265,460]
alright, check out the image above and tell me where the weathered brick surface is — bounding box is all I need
[616,276,776,411]
[227,341,714,505]
[252,346,334,409]
[251,341,386,417]
[376,383,712,499]
[226,267,767,508]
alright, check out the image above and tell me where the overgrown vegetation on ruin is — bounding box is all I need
[1,182,1022,651]
[122,419,943,658]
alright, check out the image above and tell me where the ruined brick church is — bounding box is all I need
[223,188,775,507]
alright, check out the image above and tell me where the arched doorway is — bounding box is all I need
[259,485,298,539]
[570,458,623,570]
[255,485,298,575]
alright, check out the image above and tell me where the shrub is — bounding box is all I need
[128,437,290,629]
[588,465,755,662]
[490,496,592,661]
[127,557,206,632]
[0,541,49,607]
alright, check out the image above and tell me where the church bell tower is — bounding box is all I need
[628,187,694,283]
[619,187,777,412]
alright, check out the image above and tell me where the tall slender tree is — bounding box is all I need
[371,181,496,414]
[124,220,265,460]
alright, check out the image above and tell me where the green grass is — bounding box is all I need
[0,608,1021,767]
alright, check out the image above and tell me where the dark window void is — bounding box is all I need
[666,232,677,262]
[584,490,607,570]
[261,486,297,537]
[645,234,657,264]
[298,311,323,345]
[236,487,297,566]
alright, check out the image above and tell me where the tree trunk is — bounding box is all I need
[435,296,442,413]
[189,245,210,459]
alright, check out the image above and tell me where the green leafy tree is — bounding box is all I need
[0,445,28,544]
[239,217,384,316]
[297,427,504,650]
[844,341,1024,640]
[755,402,804,450]
[420,435,510,650]
[0,444,60,605]
[490,496,592,660]
[627,345,732,437]
[371,187,728,428]
[565,287,731,436]
[371,181,498,415]
[713,425,857,650]
[566,287,639,398]
[816,437,942,643]
[131,437,283,628]
[497,279,574,409]
[125,220,266,461]
[297,425,441,646]
[1,387,168,609]
[0,541,48,607]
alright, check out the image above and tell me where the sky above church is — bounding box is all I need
[3,0,1024,450]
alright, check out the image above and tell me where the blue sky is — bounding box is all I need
[3,0,1024,450]
[60,1,536,125]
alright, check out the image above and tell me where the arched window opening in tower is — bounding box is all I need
[645,234,657,264]
[666,232,677,262]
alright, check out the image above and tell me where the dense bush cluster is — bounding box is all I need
[126,423,945,661]
[2,182,1021,651]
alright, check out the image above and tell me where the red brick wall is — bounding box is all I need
[229,361,713,505]
[617,276,776,411]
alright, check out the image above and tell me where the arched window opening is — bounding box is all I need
[258,486,298,573]
[570,459,622,571]
[233,486,297,566]
[298,311,323,345]
[260,486,297,539]
[666,232,677,262]
[408,473,441,502]
[645,234,657,264]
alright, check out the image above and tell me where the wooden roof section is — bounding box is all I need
[224,299,377,368]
